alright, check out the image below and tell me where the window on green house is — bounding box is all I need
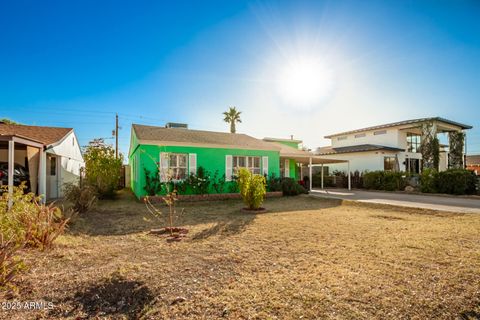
[233,156,260,175]
[168,153,188,180]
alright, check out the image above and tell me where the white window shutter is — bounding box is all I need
[284,159,290,178]
[262,156,268,176]
[136,153,140,182]
[225,155,233,181]
[189,153,197,176]
[159,152,169,182]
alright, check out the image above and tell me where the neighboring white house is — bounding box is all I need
[0,122,84,200]
[317,117,472,174]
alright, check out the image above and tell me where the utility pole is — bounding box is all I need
[115,113,119,159]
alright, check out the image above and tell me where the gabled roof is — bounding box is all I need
[0,123,72,146]
[317,144,404,155]
[266,141,310,157]
[132,124,281,151]
[325,117,472,138]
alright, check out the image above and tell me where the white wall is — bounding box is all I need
[331,128,402,149]
[439,152,448,171]
[319,151,393,173]
[46,131,84,197]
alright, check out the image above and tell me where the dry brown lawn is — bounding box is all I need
[1,190,479,319]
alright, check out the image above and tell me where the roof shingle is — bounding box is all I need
[0,124,72,146]
[133,124,280,151]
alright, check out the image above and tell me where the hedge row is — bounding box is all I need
[314,169,478,195]
[363,171,406,191]
[420,169,477,195]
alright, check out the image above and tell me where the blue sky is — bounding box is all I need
[1,0,479,156]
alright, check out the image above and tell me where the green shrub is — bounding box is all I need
[436,169,477,195]
[363,171,381,190]
[188,166,210,195]
[363,171,406,191]
[63,182,97,213]
[211,171,226,194]
[420,168,439,193]
[84,140,123,199]
[0,185,38,243]
[420,169,476,195]
[227,176,239,193]
[237,168,267,209]
[144,168,161,196]
[382,171,406,191]
[266,174,282,192]
[281,178,308,196]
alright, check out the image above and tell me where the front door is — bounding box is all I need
[47,155,58,199]
[406,158,420,174]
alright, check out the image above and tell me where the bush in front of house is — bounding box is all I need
[420,169,477,195]
[281,178,308,196]
[419,168,438,193]
[84,140,123,199]
[237,168,267,210]
[144,168,162,196]
[186,166,211,195]
[437,169,477,195]
[363,171,406,191]
[266,174,282,192]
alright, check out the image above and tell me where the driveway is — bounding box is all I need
[310,188,480,213]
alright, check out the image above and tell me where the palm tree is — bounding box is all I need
[223,107,242,133]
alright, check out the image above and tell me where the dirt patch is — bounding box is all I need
[49,273,155,319]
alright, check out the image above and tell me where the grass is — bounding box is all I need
[1,189,479,319]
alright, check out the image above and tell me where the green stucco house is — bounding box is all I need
[129,123,320,198]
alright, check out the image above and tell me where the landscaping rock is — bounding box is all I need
[405,186,415,193]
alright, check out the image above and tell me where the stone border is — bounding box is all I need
[142,191,283,203]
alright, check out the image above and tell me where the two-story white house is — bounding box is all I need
[316,117,472,174]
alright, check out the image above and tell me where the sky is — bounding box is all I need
[1,0,480,157]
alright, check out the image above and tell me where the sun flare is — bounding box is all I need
[278,57,335,107]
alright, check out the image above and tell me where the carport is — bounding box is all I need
[278,145,351,190]
[0,134,46,206]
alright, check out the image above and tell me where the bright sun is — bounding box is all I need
[278,57,335,107]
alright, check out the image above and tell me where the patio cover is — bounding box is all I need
[269,142,351,189]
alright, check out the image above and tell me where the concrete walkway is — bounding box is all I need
[310,188,480,214]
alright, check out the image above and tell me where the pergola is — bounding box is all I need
[0,134,46,206]
[279,147,351,190]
